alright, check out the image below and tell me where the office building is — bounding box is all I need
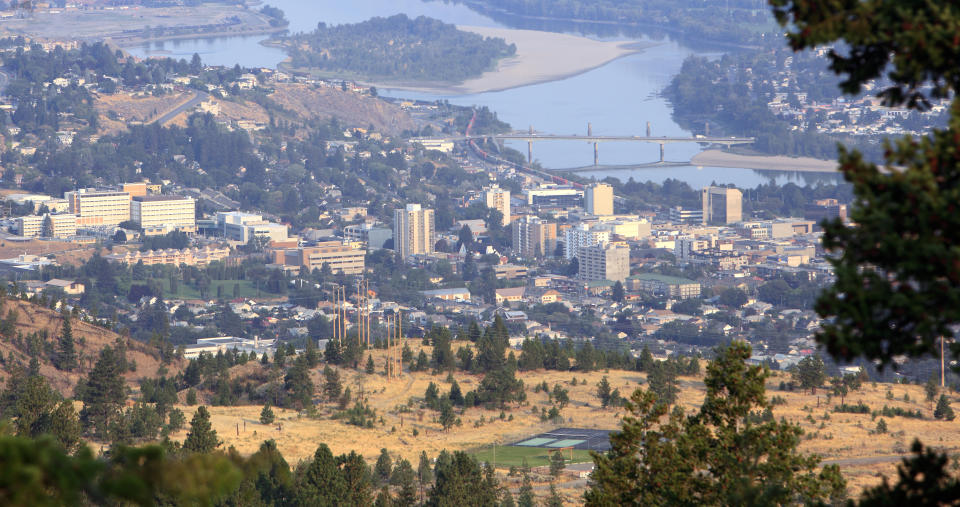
[563,223,611,260]
[216,212,288,244]
[64,189,131,226]
[579,242,629,282]
[702,186,743,224]
[131,195,196,235]
[273,241,365,275]
[122,182,148,198]
[16,213,77,238]
[669,206,704,225]
[804,198,848,223]
[484,184,511,225]
[512,216,557,258]
[344,223,393,251]
[105,246,230,266]
[523,186,583,208]
[585,183,614,216]
[394,204,435,258]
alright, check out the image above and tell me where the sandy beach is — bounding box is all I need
[350,26,653,95]
[692,149,840,173]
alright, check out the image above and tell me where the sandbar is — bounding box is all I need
[357,26,653,95]
[692,149,840,173]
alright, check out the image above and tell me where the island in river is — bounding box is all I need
[276,23,652,95]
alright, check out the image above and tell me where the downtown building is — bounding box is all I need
[585,182,614,216]
[272,240,366,275]
[512,215,558,258]
[563,223,611,260]
[484,184,511,226]
[702,186,743,225]
[578,242,630,282]
[394,204,435,258]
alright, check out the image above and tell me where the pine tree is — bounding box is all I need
[586,341,846,505]
[260,404,276,424]
[390,458,418,507]
[926,375,939,402]
[183,406,220,453]
[78,346,125,437]
[935,394,955,421]
[323,365,342,401]
[296,444,348,504]
[875,418,888,434]
[597,376,612,408]
[439,398,456,430]
[517,473,535,507]
[549,451,565,477]
[417,450,433,499]
[366,354,375,374]
[53,317,77,372]
[448,380,464,406]
[375,448,392,484]
[546,484,563,507]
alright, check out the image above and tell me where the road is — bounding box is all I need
[153,89,208,126]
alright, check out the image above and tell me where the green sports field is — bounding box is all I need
[470,445,593,468]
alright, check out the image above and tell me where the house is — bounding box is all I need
[44,279,85,295]
[538,290,562,304]
[495,286,526,304]
[420,288,471,302]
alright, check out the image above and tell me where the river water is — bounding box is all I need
[126,0,842,188]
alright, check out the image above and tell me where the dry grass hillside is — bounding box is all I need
[162,338,960,500]
[1,298,182,396]
[93,92,194,135]
[269,83,416,135]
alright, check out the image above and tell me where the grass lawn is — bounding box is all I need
[157,278,262,300]
[470,445,593,468]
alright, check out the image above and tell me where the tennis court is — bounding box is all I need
[509,427,615,452]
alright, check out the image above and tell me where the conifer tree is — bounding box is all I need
[260,404,275,424]
[375,448,393,484]
[935,394,955,421]
[366,354,375,374]
[54,317,77,372]
[78,346,125,437]
[517,473,535,507]
[183,406,220,453]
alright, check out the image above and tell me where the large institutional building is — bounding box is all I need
[272,241,366,275]
[394,204,435,258]
[131,195,196,235]
[702,186,743,224]
[65,189,131,226]
[585,183,614,216]
[216,212,289,244]
[16,213,77,238]
[564,223,611,260]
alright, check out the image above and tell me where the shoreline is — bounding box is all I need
[692,149,839,173]
[112,26,287,49]
[276,26,655,96]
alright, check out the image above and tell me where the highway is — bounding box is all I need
[153,89,208,126]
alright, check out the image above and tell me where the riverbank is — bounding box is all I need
[279,26,653,95]
[692,149,839,173]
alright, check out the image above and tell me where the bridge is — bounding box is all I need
[412,122,755,165]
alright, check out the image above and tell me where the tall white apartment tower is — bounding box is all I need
[484,184,511,226]
[394,204,435,258]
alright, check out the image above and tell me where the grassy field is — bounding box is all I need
[158,278,261,300]
[162,338,960,500]
[471,445,592,468]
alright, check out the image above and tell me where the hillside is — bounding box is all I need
[160,338,960,499]
[268,83,416,135]
[0,298,183,396]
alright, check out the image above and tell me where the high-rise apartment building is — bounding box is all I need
[512,216,558,258]
[579,242,630,282]
[64,189,131,226]
[585,183,614,216]
[563,223,611,260]
[131,195,196,234]
[484,184,511,226]
[394,204,435,258]
[702,186,743,224]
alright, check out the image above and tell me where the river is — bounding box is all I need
[126,0,843,189]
